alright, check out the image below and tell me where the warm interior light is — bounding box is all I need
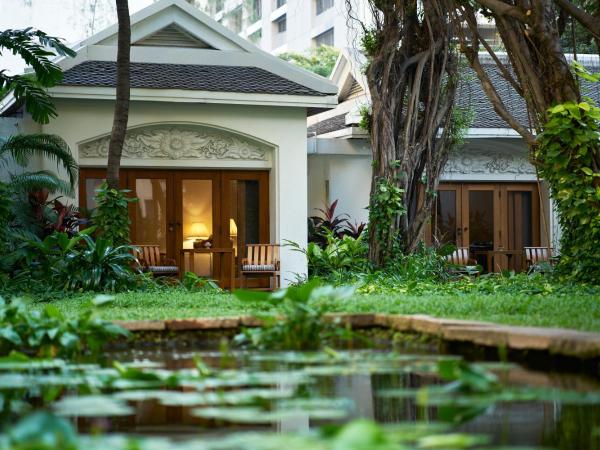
[229,218,238,236]
[187,221,209,240]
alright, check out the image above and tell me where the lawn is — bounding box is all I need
[31,280,600,332]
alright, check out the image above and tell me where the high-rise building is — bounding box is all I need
[198,0,370,54]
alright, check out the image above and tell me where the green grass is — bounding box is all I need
[30,282,600,332]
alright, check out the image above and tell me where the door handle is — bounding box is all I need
[168,223,174,232]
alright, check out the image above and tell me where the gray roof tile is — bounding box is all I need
[60,60,328,96]
[307,114,347,136]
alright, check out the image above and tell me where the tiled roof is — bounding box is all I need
[307,114,347,137]
[60,60,329,97]
[309,55,600,134]
[458,56,600,128]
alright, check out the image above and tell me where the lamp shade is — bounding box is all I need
[187,222,209,239]
[229,218,238,236]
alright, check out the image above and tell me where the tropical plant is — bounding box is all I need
[234,279,355,350]
[0,134,78,198]
[182,271,221,292]
[7,229,142,293]
[536,95,600,283]
[106,0,131,189]
[0,295,130,358]
[279,45,340,78]
[0,28,75,123]
[92,182,135,246]
[288,232,369,277]
[309,200,349,244]
[308,199,366,247]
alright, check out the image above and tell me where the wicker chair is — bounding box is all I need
[240,244,280,290]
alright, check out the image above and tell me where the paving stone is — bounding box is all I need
[166,317,240,330]
[441,325,510,347]
[410,315,491,335]
[114,320,166,331]
[324,313,377,328]
[239,315,264,327]
[384,315,412,332]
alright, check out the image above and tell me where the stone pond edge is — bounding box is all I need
[113,314,600,359]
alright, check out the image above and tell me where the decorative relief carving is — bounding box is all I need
[444,147,535,175]
[79,125,268,161]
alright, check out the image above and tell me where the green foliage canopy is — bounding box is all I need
[0,28,75,124]
[279,45,340,78]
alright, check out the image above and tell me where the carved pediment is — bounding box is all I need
[444,147,535,175]
[79,125,268,161]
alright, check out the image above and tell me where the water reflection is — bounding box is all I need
[92,348,600,449]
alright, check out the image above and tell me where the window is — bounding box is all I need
[316,0,334,14]
[314,28,334,46]
[227,7,243,34]
[249,29,262,44]
[276,0,286,7]
[248,0,262,23]
[276,15,287,33]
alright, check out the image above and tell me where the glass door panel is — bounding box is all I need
[229,179,260,260]
[504,186,540,272]
[134,178,168,253]
[222,171,269,288]
[180,179,214,277]
[432,187,461,246]
[462,186,498,269]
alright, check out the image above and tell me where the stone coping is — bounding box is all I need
[113,313,600,360]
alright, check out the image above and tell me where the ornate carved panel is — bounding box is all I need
[79,125,268,161]
[444,147,535,175]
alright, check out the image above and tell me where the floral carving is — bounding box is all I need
[444,147,535,175]
[79,126,268,160]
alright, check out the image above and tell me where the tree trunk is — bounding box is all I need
[106,0,131,189]
[351,0,461,266]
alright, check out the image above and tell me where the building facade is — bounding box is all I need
[1,0,338,287]
[307,50,600,272]
[197,0,369,54]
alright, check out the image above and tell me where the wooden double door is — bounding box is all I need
[80,169,270,288]
[431,183,541,271]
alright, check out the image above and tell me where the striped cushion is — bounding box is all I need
[242,264,276,271]
[147,265,179,273]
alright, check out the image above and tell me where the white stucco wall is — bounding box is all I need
[39,99,308,285]
[308,153,370,224]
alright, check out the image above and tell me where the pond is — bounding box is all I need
[3,337,599,450]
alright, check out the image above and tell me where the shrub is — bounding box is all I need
[0,296,130,358]
[288,232,369,277]
[536,96,600,283]
[92,182,135,246]
[6,229,143,293]
[308,199,366,247]
[233,279,354,350]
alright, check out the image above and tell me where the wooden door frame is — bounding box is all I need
[500,183,541,249]
[79,167,270,269]
[460,183,501,251]
[173,171,221,275]
[126,169,177,261]
[220,170,270,288]
[434,183,463,247]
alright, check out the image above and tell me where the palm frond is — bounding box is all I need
[9,170,74,196]
[0,134,78,186]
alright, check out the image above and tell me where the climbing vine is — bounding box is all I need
[368,176,406,265]
[92,182,136,247]
[536,73,600,282]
